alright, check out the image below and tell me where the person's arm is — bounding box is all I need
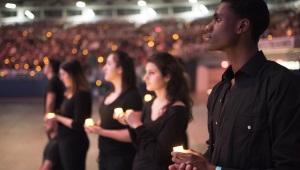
[86,125,131,142]
[267,74,300,170]
[55,114,73,128]
[45,92,56,113]
[71,91,92,130]
[132,107,189,164]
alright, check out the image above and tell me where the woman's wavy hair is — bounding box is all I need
[148,52,192,114]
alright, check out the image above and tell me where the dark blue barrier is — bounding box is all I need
[0,77,48,97]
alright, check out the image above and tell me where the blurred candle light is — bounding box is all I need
[95,80,102,87]
[173,145,185,152]
[46,31,53,38]
[24,63,30,70]
[113,108,124,119]
[172,33,180,40]
[35,65,42,72]
[82,49,89,56]
[97,56,104,63]
[84,118,95,127]
[144,94,153,102]
[4,58,10,65]
[46,112,56,119]
[147,41,155,48]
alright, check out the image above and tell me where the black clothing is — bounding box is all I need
[130,102,190,170]
[42,138,61,170]
[42,75,64,168]
[58,90,92,170]
[206,51,300,170]
[45,76,65,113]
[98,88,143,170]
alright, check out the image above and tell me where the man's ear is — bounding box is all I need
[236,18,250,34]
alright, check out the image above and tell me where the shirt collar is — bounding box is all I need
[238,51,267,76]
[222,51,267,80]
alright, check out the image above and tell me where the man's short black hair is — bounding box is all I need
[221,0,270,43]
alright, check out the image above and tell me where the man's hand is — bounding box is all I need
[169,150,215,170]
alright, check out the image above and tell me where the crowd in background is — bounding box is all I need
[0,9,299,80]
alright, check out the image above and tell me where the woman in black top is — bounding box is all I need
[85,51,143,170]
[40,59,64,170]
[54,59,92,170]
[117,52,192,170]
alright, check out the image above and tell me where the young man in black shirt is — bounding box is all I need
[170,0,300,170]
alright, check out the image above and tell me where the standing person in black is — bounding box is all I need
[40,59,64,170]
[116,52,192,170]
[170,0,300,170]
[54,59,92,170]
[85,51,143,170]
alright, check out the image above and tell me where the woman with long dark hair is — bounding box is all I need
[117,52,192,170]
[54,59,92,170]
[85,51,143,170]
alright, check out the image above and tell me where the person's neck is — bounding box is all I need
[154,88,168,104]
[225,42,258,73]
[112,78,122,95]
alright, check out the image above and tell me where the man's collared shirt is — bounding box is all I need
[206,51,300,170]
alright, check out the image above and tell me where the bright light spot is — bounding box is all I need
[144,94,153,102]
[172,33,180,40]
[4,59,10,65]
[25,10,35,19]
[83,8,95,17]
[5,3,16,9]
[141,7,157,18]
[82,49,89,56]
[97,56,104,63]
[147,41,155,48]
[24,63,29,70]
[189,0,198,4]
[95,80,102,87]
[221,60,229,68]
[14,64,20,70]
[46,31,53,38]
[35,66,42,72]
[76,1,86,8]
[267,34,273,41]
[276,59,300,70]
[0,71,8,77]
[138,0,147,7]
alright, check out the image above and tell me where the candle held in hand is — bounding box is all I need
[84,118,95,127]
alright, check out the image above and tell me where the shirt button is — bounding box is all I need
[247,125,252,130]
[219,99,222,103]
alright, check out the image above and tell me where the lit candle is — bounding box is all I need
[113,108,124,119]
[46,112,56,119]
[125,109,133,116]
[173,145,185,153]
[84,118,95,127]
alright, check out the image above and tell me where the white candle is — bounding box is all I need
[113,108,124,119]
[173,145,185,153]
[84,118,95,127]
[125,109,133,116]
[46,112,56,119]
